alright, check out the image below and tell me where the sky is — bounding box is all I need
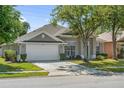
[16,5,55,32]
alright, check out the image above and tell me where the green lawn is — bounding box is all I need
[0,57,49,78]
[72,59,124,72]
[0,57,43,72]
[0,72,49,78]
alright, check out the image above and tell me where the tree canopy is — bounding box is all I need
[0,5,30,44]
[51,5,107,61]
[19,21,30,36]
[103,6,124,59]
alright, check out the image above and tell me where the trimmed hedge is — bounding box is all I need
[20,54,27,62]
[96,53,108,59]
[60,53,66,60]
[4,50,17,62]
[96,55,105,60]
[75,55,82,60]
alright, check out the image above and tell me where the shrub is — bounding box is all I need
[20,54,27,62]
[4,50,17,62]
[69,56,75,60]
[60,53,66,60]
[75,55,82,60]
[118,48,124,58]
[96,53,108,59]
[96,55,105,60]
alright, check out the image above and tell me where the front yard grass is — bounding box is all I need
[0,72,48,78]
[0,57,43,72]
[0,57,48,78]
[72,59,124,72]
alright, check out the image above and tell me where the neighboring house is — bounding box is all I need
[1,24,96,61]
[96,31,124,58]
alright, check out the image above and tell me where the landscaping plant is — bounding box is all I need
[60,53,66,60]
[96,53,108,59]
[20,54,27,62]
[96,55,105,60]
[4,50,17,62]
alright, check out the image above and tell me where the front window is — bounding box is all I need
[96,46,100,54]
[96,42,101,54]
[65,46,75,58]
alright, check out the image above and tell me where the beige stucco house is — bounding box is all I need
[0,24,96,61]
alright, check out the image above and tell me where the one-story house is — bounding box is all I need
[0,24,96,61]
[96,31,124,58]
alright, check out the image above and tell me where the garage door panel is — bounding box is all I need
[26,44,59,61]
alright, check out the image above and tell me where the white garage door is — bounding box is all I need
[26,44,59,61]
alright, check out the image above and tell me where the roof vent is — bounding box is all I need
[41,34,45,38]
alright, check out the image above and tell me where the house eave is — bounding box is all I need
[18,41,67,45]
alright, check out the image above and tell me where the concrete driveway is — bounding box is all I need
[33,61,120,76]
[33,61,84,76]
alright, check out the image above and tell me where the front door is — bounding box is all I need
[65,46,75,59]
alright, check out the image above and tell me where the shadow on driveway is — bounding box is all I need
[33,61,119,76]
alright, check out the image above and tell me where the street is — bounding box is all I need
[0,75,124,88]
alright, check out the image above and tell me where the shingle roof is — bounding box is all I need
[15,24,67,43]
[97,31,124,42]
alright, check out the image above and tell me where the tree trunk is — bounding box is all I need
[83,40,89,62]
[112,31,117,59]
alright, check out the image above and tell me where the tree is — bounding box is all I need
[51,5,106,62]
[20,21,30,36]
[104,6,124,59]
[0,5,30,44]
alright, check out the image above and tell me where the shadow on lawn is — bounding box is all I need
[0,64,21,72]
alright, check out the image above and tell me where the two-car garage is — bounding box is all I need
[26,43,60,61]
[14,24,65,61]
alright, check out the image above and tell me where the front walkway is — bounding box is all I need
[33,61,117,76]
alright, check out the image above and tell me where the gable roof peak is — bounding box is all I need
[15,24,66,43]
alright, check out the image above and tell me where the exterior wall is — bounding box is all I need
[77,37,81,55]
[80,38,96,59]
[59,44,65,54]
[59,36,96,59]
[104,42,113,58]
[58,37,80,56]
[91,38,96,59]
[80,38,84,58]
[26,33,57,42]
[19,44,26,54]
[1,43,26,59]
[1,36,96,60]
[96,42,104,53]
[1,44,19,56]
[98,41,123,58]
